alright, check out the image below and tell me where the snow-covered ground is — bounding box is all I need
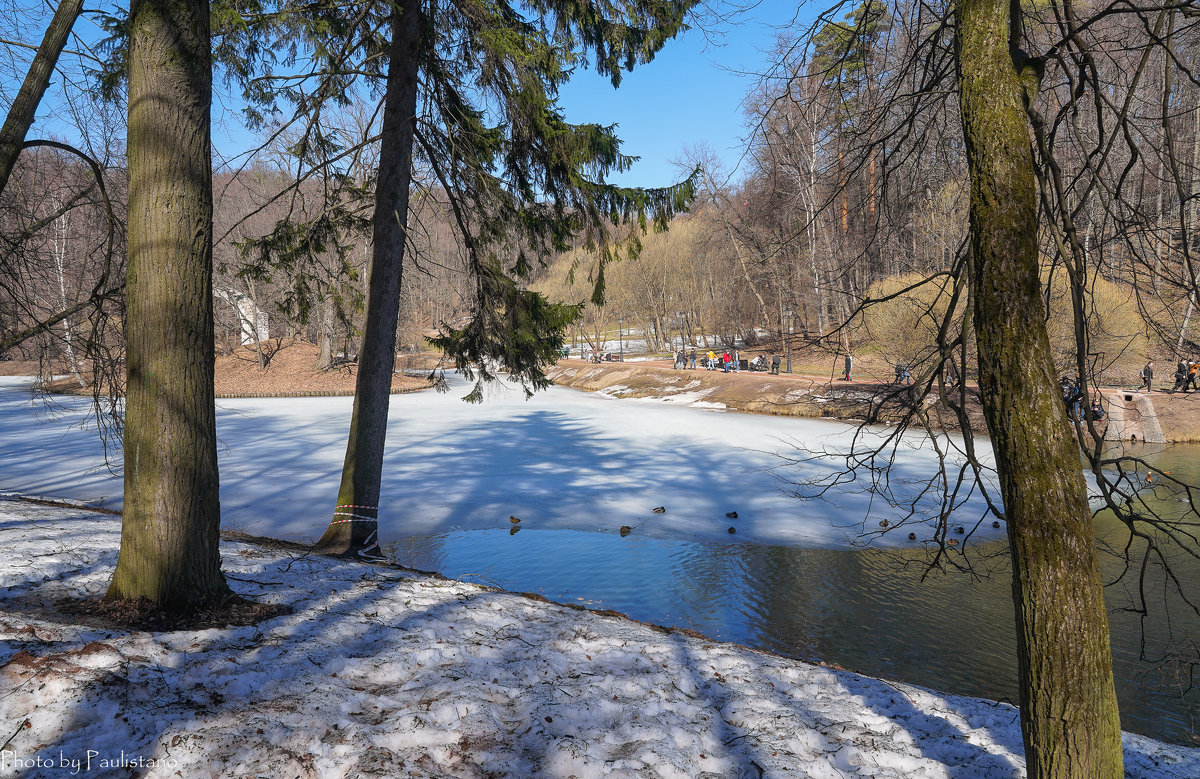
[3,498,1197,778]
[7,375,1189,775]
[0,376,999,549]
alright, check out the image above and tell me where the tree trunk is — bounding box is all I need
[107,0,229,608]
[317,295,334,371]
[725,226,772,328]
[954,0,1123,775]
[52,212,85,388]
[1178,102,1200,352]
[240,279,267,369]
[1153,154,1164,296]
[314,0,420,557]
[0,0,83,196]
[838,149,848,233]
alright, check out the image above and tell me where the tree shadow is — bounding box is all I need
[206,384,868,546]
[1,509,513,774]
[3,504,1198,776]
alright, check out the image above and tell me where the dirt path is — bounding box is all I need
[548,358,990,433]
[550,359,1200,442]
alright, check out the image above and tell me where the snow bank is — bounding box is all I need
[3,499,1196,778]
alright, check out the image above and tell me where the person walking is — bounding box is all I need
[1140,360,1154,393]
[1173,358,1188,393]
[733,349,740,373]
[1187,360,1199,392]
[843,353,853,381]
[706,350,716,370]
[770,353,781,375]
[689,349,697,370]
[722,350,732,372]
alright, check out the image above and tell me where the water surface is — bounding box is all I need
[389,442,1200,746]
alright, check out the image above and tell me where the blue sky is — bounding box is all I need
[7,0,816,186]
[556,1,813,188]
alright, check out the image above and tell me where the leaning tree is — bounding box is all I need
[754,0,1200,773]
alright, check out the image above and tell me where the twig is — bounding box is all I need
[1,718,30,752]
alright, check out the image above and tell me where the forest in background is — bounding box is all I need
[535,0,1200,389]
[4,0,1200,771]
[7,2,1197,393]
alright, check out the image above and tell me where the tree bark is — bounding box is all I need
[1177,102,1200,352]
[953,0,1123,774]
[314,0,421,556]
[725,225,772,328]
[317,295,334,371]
[107,0,230,608]
[51,212,85,388]
[0,0,83,196]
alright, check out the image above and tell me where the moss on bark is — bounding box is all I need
[954,0,1123,774]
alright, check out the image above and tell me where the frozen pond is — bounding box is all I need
[2,376,1196,743]
[0,375,1000,548]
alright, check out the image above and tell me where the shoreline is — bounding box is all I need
[547,359,1200,444]
[2,496,1198,776]
[2,372,1200,772]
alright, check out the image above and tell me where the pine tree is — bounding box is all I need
[810,0,890,106]
[221,0,699,556]
[106,0,232,608]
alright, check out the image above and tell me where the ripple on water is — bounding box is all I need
[387,525,1199,745]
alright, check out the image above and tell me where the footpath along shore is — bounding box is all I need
[546,358,1200,443]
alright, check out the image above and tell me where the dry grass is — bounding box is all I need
[211,338,429,396]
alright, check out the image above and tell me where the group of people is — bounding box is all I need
[1060,375,1106,421]
[706,349,738,372]
[674,349,742,372]
[1170,358,1200,393]
[1135,358,1200,393]
[673,349,697,370]
[671,349,785,374]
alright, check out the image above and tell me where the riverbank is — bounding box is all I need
[2,497,1198,777]
[548,359,987,432]
[547,359,1200,443]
